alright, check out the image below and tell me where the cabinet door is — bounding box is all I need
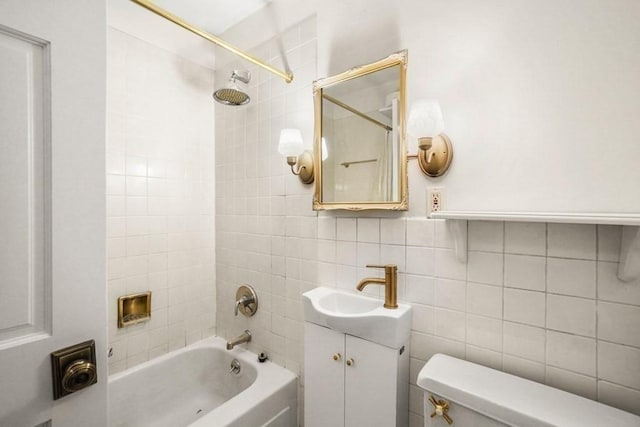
[345,335,399,427]
[304,322,345,427]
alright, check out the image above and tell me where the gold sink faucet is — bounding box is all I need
[356,264,398,309]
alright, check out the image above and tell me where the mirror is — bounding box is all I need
[313,50,408,211]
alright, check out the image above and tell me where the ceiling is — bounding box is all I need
[153,0,271,34]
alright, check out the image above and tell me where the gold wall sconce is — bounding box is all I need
[278,128,314,184]
[407,100,453,177]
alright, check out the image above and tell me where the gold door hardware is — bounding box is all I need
[51,340,98,400]
[235,284,258,317]
[346,358,355,366]
[356,264,398,309]
[118,291,151,328]
[332,353,342,361]
[428,395,453,425]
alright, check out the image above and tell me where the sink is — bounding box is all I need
[302,287,412,349]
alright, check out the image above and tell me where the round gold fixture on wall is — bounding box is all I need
[416,134,453,177]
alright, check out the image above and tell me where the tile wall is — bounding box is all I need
[106,28,216,373]
[214,18,640,426]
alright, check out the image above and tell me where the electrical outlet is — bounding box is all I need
[427,188,444,217]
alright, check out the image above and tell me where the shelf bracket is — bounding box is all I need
[618,225,640,282]
[447,220,467,263]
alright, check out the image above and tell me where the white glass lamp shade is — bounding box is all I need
[321,137,328,161]
[278,128,304,157]
[407,99,445,137]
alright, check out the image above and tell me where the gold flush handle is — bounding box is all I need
[332,353,341,361]
[429,395,453,425]
[346,358,355,366]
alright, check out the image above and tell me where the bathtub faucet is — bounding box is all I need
[226,330,252,350]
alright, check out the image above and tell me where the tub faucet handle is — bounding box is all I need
[234,284,258,317]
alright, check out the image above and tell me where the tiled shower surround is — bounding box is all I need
[214,17,640,425]
[106,28,216,373]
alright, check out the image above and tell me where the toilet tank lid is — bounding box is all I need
[417,354,640,427]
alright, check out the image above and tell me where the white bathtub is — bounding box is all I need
[108,337,297,427]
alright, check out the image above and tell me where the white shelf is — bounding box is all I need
[430,211,640,226]
[430,211,640,282]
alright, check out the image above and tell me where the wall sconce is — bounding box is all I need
[278,128,314,184]
[407,99,453,177]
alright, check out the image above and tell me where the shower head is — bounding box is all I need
[213,70,251,106]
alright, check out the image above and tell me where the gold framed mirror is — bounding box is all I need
[312,50,408,211]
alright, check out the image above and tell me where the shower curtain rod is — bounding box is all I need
[130,0,294,83]
[322,94,392,131]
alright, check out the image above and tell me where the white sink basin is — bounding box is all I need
[302,287,412,349]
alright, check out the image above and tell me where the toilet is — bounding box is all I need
[417,354,640,427]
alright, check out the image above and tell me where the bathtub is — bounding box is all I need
[108,337,297,427]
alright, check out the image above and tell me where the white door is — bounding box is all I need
[0,1,107,426]
[304,322,345,427]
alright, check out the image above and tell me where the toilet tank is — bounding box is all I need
[417,354,640,427]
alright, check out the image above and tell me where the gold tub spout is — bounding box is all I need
[356,264,398,309]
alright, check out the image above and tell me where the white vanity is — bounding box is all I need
[302,287,412,427]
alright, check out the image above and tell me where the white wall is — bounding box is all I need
[106,28,216,373]
[213,3,640,425]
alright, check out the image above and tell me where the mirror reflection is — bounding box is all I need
[313,50,407,210]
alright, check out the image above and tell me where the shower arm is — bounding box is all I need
[130,0,294,84]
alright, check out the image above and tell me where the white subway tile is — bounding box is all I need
[503,321,545,362]
[504,222,546,256]
[504,254,545,291]
[598,261,640,306]
[545,366,597,400]
[435,278,466,312]
[597,225,622,262]
[503,288,546,327]
[412,304,435,335]
[357,242,381,267]
[434,308,466,342]
[357,218,380,243]
[381,218,406,245]
[598,341,640,390]
[405,275,435,306]
[406,246,434,276]
[547,223,596,260]
[546,258,595,298]
[434,220,455,249]
[546,294,595,337]
[546,330,596,376]
[336,241,357,266]
[598,381,640,416]
[407,218,434,247]
[466,314,502,352]
[434,248,466,281]
[467,251,503,286]
[466,345,502,370]
[337,218,357,241]
[466,282,502,319]
[598,301,640,347]
[381,244,406,271]
[468,221,504,252]
[503,356,545,386]
[317,216,336,240]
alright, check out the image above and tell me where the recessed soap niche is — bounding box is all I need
[117,292,151,328]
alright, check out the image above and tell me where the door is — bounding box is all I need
[304,322,345,427]
[344,335,398,427]
[0,1,107,426]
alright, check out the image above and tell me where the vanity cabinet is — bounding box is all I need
[304,322,409,427]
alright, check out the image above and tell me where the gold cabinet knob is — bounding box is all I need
[428,395,453,425]
[332,353,341,361]
[346,358,354,366]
